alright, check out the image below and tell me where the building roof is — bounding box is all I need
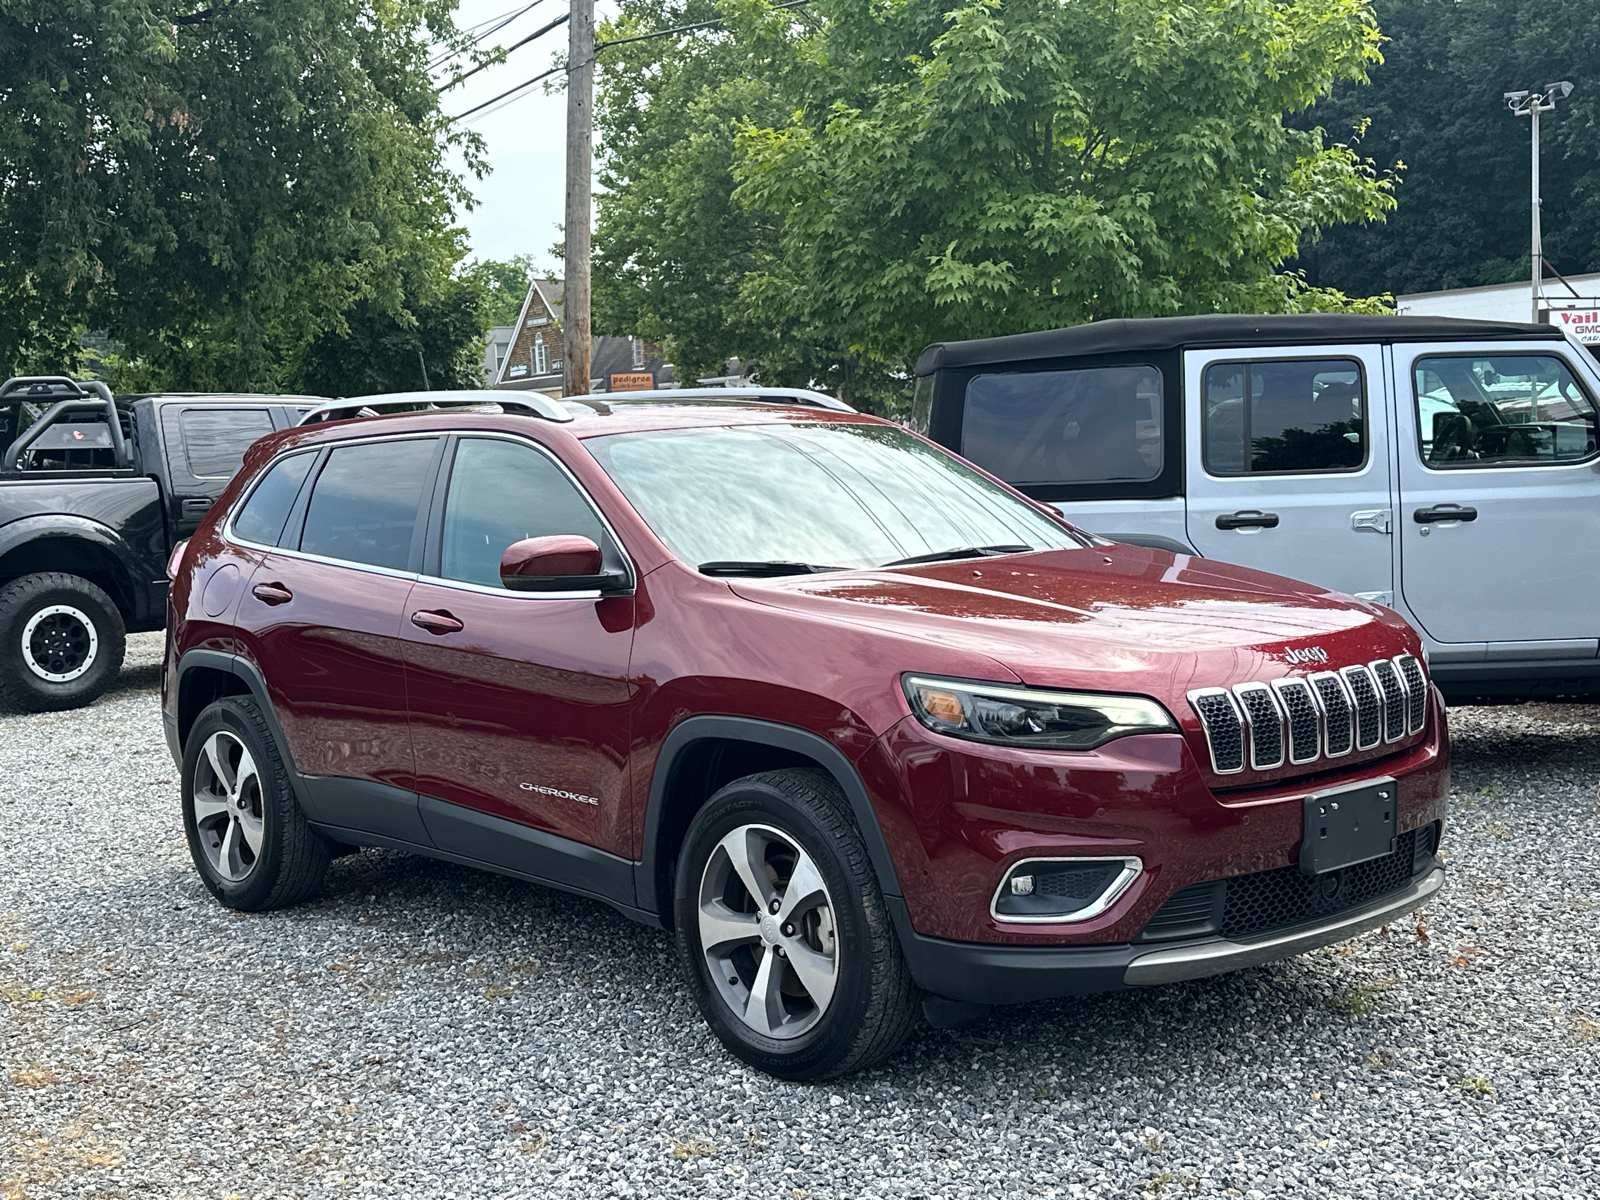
[913,313,1563,375]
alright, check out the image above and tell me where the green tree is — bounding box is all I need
[0,0,480,387]
[1296,0,1600,298]
[595,0,1395,411]
[470,254,543,326]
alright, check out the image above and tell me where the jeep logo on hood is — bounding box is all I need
[1285,646,1330,666]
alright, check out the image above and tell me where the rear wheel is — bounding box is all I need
[0,572,125,712]
[182,697,330,911]
[675,768,918,1080]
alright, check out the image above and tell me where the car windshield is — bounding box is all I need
[586,421,1085,571]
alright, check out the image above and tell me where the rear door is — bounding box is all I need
[160,404,279,537]
[1394,341,1600,653]
[1183,345,1395,601]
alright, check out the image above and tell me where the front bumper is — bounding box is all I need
[894,863,1444,1006]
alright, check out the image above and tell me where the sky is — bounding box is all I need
[439,0,619,274]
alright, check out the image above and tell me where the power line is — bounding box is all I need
[427,0,546,71]
[452,63,564,122]
[594,0,809,52]
[437,11,570,92]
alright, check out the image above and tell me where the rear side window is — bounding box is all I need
[178,409,275,478]
[298,439,438,571]
[960,366,1162,486]
[1414,354,1599,467]
[1203,359,1365,475]
[438,438,607,588]
[232,452,316,547]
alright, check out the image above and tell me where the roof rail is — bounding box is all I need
[299,391,573,426]
[0,376,115,405]
[566,386,855,413]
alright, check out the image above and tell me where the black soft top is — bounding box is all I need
[913,313,1563,375]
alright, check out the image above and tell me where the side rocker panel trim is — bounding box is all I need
[636,715,905,920]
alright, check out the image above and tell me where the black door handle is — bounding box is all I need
[1414,504,1478,524]
[181,497,213,517]
[1215,510,1280,530]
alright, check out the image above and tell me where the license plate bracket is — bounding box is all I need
[1299,778,1398,876]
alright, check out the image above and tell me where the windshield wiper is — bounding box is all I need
[880,544,1034,568]
[698,560,847,577]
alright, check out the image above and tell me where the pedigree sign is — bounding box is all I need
[609,373,655,392]
[1551,308,1600,344]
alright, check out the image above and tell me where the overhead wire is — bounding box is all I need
[437,10,571,92]
[427,0,547,71]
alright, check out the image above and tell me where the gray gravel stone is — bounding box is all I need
[2,635,1598,1197]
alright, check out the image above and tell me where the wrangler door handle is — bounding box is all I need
[1215,510,1280,530]
[1413,504,1478,524]
[411,609,464,635]
[251,582,293,605]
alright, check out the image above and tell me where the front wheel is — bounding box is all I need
[674,768,918,1080]
[0,572,126,712]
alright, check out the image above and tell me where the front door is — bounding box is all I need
[1394,342,1600,650]
[1184,345,1395,602]
[401,434,637,865]
[232,435,442,839]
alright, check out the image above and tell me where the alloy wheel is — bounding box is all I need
[192,731,265,882]
[697,823,838,1039]
[21,605,97,683]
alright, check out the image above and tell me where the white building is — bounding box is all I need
[1397,273,1600,347]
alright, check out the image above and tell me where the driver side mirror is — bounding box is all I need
[500,535,629,593]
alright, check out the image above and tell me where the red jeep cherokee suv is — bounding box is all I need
[162,390,1448,1080]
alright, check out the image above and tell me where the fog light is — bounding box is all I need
[992,857,1142,924]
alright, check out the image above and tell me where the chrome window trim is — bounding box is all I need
[1186,686,1246,775]
[1340,665,1384,751]
[1269,677,1322,765]
[1307,670,1356,758]
[989,856,1144,925]
[1233,681,1287,771]
[1369,658,1409,744]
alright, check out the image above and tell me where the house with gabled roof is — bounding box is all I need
[492,276,675,395]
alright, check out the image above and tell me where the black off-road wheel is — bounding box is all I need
[182,697,331,911]
[674,768,919,1081]
[0,572,126,713]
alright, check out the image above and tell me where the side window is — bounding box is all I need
[232,452,316,547]
[298,439,438,571]
[907,376,934,436]
[439,438,607,588]
[1414,354,1599,467]
[1203,359,1365,475]
[961,366,1163,486]
[179,408,276,478]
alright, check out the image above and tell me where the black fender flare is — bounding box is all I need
[635,715,904,920]
[171,648,318,817]
[0,514,151,611]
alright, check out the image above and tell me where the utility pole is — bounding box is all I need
[563,0,595,397]
[1507,82,1574,324]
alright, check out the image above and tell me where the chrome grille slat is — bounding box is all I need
[1340,665,1384,751]
[1395,654,1427,734]
[1188,656,1427,775]
[1309,671,1354,757]
[1369,659,1408,743]
[1234,682,1286,770]
[1270,678,1321,764]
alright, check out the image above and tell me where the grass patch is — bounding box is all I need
[1326,981,1388,1016]
[1453,1075,1494,1097]
[671,1136,715,1160]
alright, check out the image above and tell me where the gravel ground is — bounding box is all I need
[2,632,1598,1199]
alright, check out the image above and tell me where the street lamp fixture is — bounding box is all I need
[1507,82,1575,322]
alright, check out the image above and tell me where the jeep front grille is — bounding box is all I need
[1187,655,1427,776]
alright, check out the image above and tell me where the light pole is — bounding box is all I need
[1506,81,1574,324]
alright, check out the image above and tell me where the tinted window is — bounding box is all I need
[1203,359,1365,475]
[1414,354,1599,467]
[298,439,437,570]
[589,423,1079,570]
[232,452,316,547]
[439,439,607,587]
[961,367,1162,485]
[180,409,275,478]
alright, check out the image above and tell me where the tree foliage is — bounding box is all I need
[595,0,1395,410]
[0,0,482,388]
[1297,0,1600,297]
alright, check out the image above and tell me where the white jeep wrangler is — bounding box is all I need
[912,314,1600,704]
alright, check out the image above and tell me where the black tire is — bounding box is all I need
[0,572,126,712]
[182,697,330,911]
[674,768,919,1080]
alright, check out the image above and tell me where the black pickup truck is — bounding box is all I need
[0,376,321,711]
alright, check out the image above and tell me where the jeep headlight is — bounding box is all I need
[903,675,1177,750]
